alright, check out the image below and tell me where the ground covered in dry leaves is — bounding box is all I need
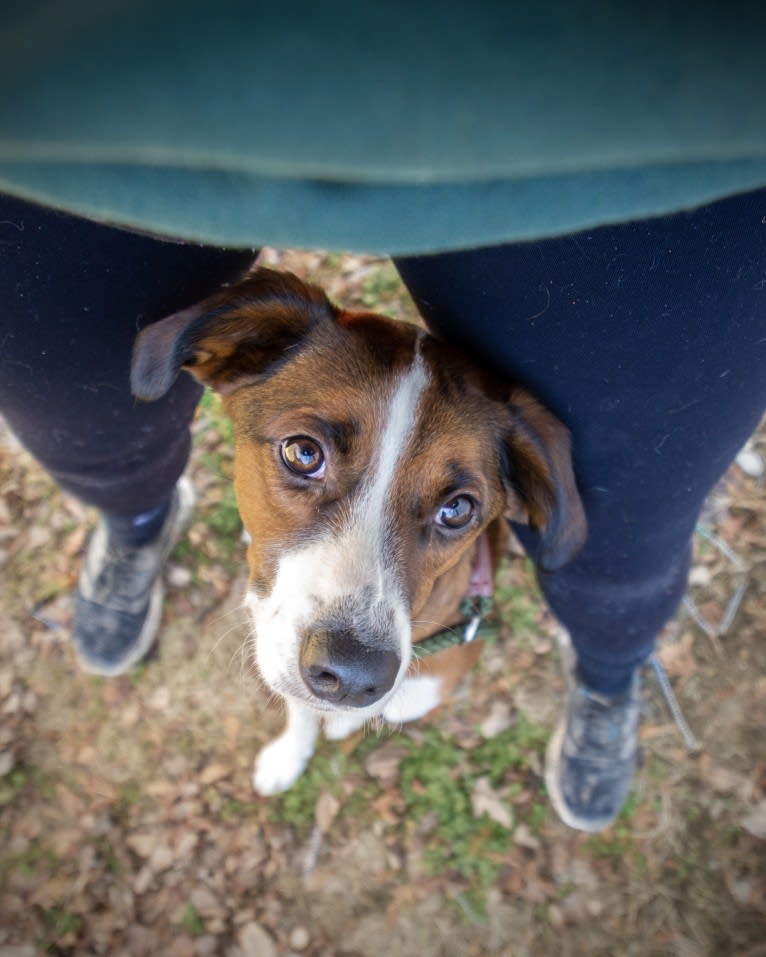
[1,251,765,957]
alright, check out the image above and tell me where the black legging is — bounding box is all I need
[396,187,766,690]
[2,190,764,691]
[0,195,255,516]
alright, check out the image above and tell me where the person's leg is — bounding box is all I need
[0,194,256,671]
[395,187,766,826]
[0,194,255,516]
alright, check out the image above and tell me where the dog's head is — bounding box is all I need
[132,267,586,716]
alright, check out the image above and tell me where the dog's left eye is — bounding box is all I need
[436,495,475,530]
[281,436,326,478]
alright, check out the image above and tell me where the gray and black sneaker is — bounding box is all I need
[545,632,641,832]
[73,477,195,676]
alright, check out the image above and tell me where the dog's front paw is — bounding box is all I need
[253,734,313,796]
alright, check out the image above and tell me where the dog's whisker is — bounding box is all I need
[202,605,248,647]
[206,614,248,653]
[203,622,252,678]
[411,616,455,630]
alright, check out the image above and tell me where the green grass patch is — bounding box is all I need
[180,902,205,936]
[197,389,234,445]
[0,766,30,808]
[524,800,549,834]
[317,252,345,272]
[111,778,148,826]
[220,797,263,821]
[127,662,150,685]
[268,714,549,914]
[585,789,643,867]
[471,714,548,784]
[269,747,352,833]
[118,779,143,807]
[42,906,84,940]
[359,261,408,311]
[269,735,385,833]
[397,717,547,912]
[0,763,56,809]
[206,484,242,540]
[0,838,60,884]
[494,560,544,640]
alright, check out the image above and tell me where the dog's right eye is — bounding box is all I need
[281,436,326,478]
[436,494,476,530]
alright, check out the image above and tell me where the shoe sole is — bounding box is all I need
[76,580,165,677]
[544,718,614,832]
[544,626,621,833]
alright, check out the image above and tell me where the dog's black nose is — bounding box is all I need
[300,628,400,708]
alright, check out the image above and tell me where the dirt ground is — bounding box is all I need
[1,251,765,957]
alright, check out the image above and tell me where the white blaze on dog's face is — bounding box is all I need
[130,268,586,719]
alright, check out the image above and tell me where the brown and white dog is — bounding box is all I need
[131,267,586,794]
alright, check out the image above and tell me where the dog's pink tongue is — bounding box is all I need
[469,533,494,598]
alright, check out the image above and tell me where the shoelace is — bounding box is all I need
[569,684,639,755]
[86,535,160,606]
[99,544,150,598]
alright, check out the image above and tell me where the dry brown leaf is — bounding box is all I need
[133,865,153,896]
[238,922,277,957]
[698,755,748,795]
[55,783,84,817]
[688,564,713,587]
[174,831,200,860]
[148,844,175,873]
[49,827,82,857]
[62,524,88,557]
[29,875,76,907]
[315,790,341,833]
[513,823,542,852]
[656,631,698,682]
[199,762,231,785]
[145,779,175,799]
[370,791,403,826]
[479,700,514,739]
[125,832,158,858]
[0,750,14,777]
[189,885,223,918]
[222,714,242,743]
[363,741,408,783]
[120,701,141,729]
[470,776,513,829]
[168,937,197,957]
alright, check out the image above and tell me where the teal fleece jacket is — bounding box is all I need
[1,0,765,253]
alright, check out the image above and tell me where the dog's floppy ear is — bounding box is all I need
[131,267,334,400]
[501,387,587,571]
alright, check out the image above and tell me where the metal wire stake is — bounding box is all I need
[683,523,748,640]
[648,653,702,753]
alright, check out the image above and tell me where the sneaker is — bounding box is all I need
[73,477,195,676]
[545,634,641,832]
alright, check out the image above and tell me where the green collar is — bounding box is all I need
[411,595,496,660]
